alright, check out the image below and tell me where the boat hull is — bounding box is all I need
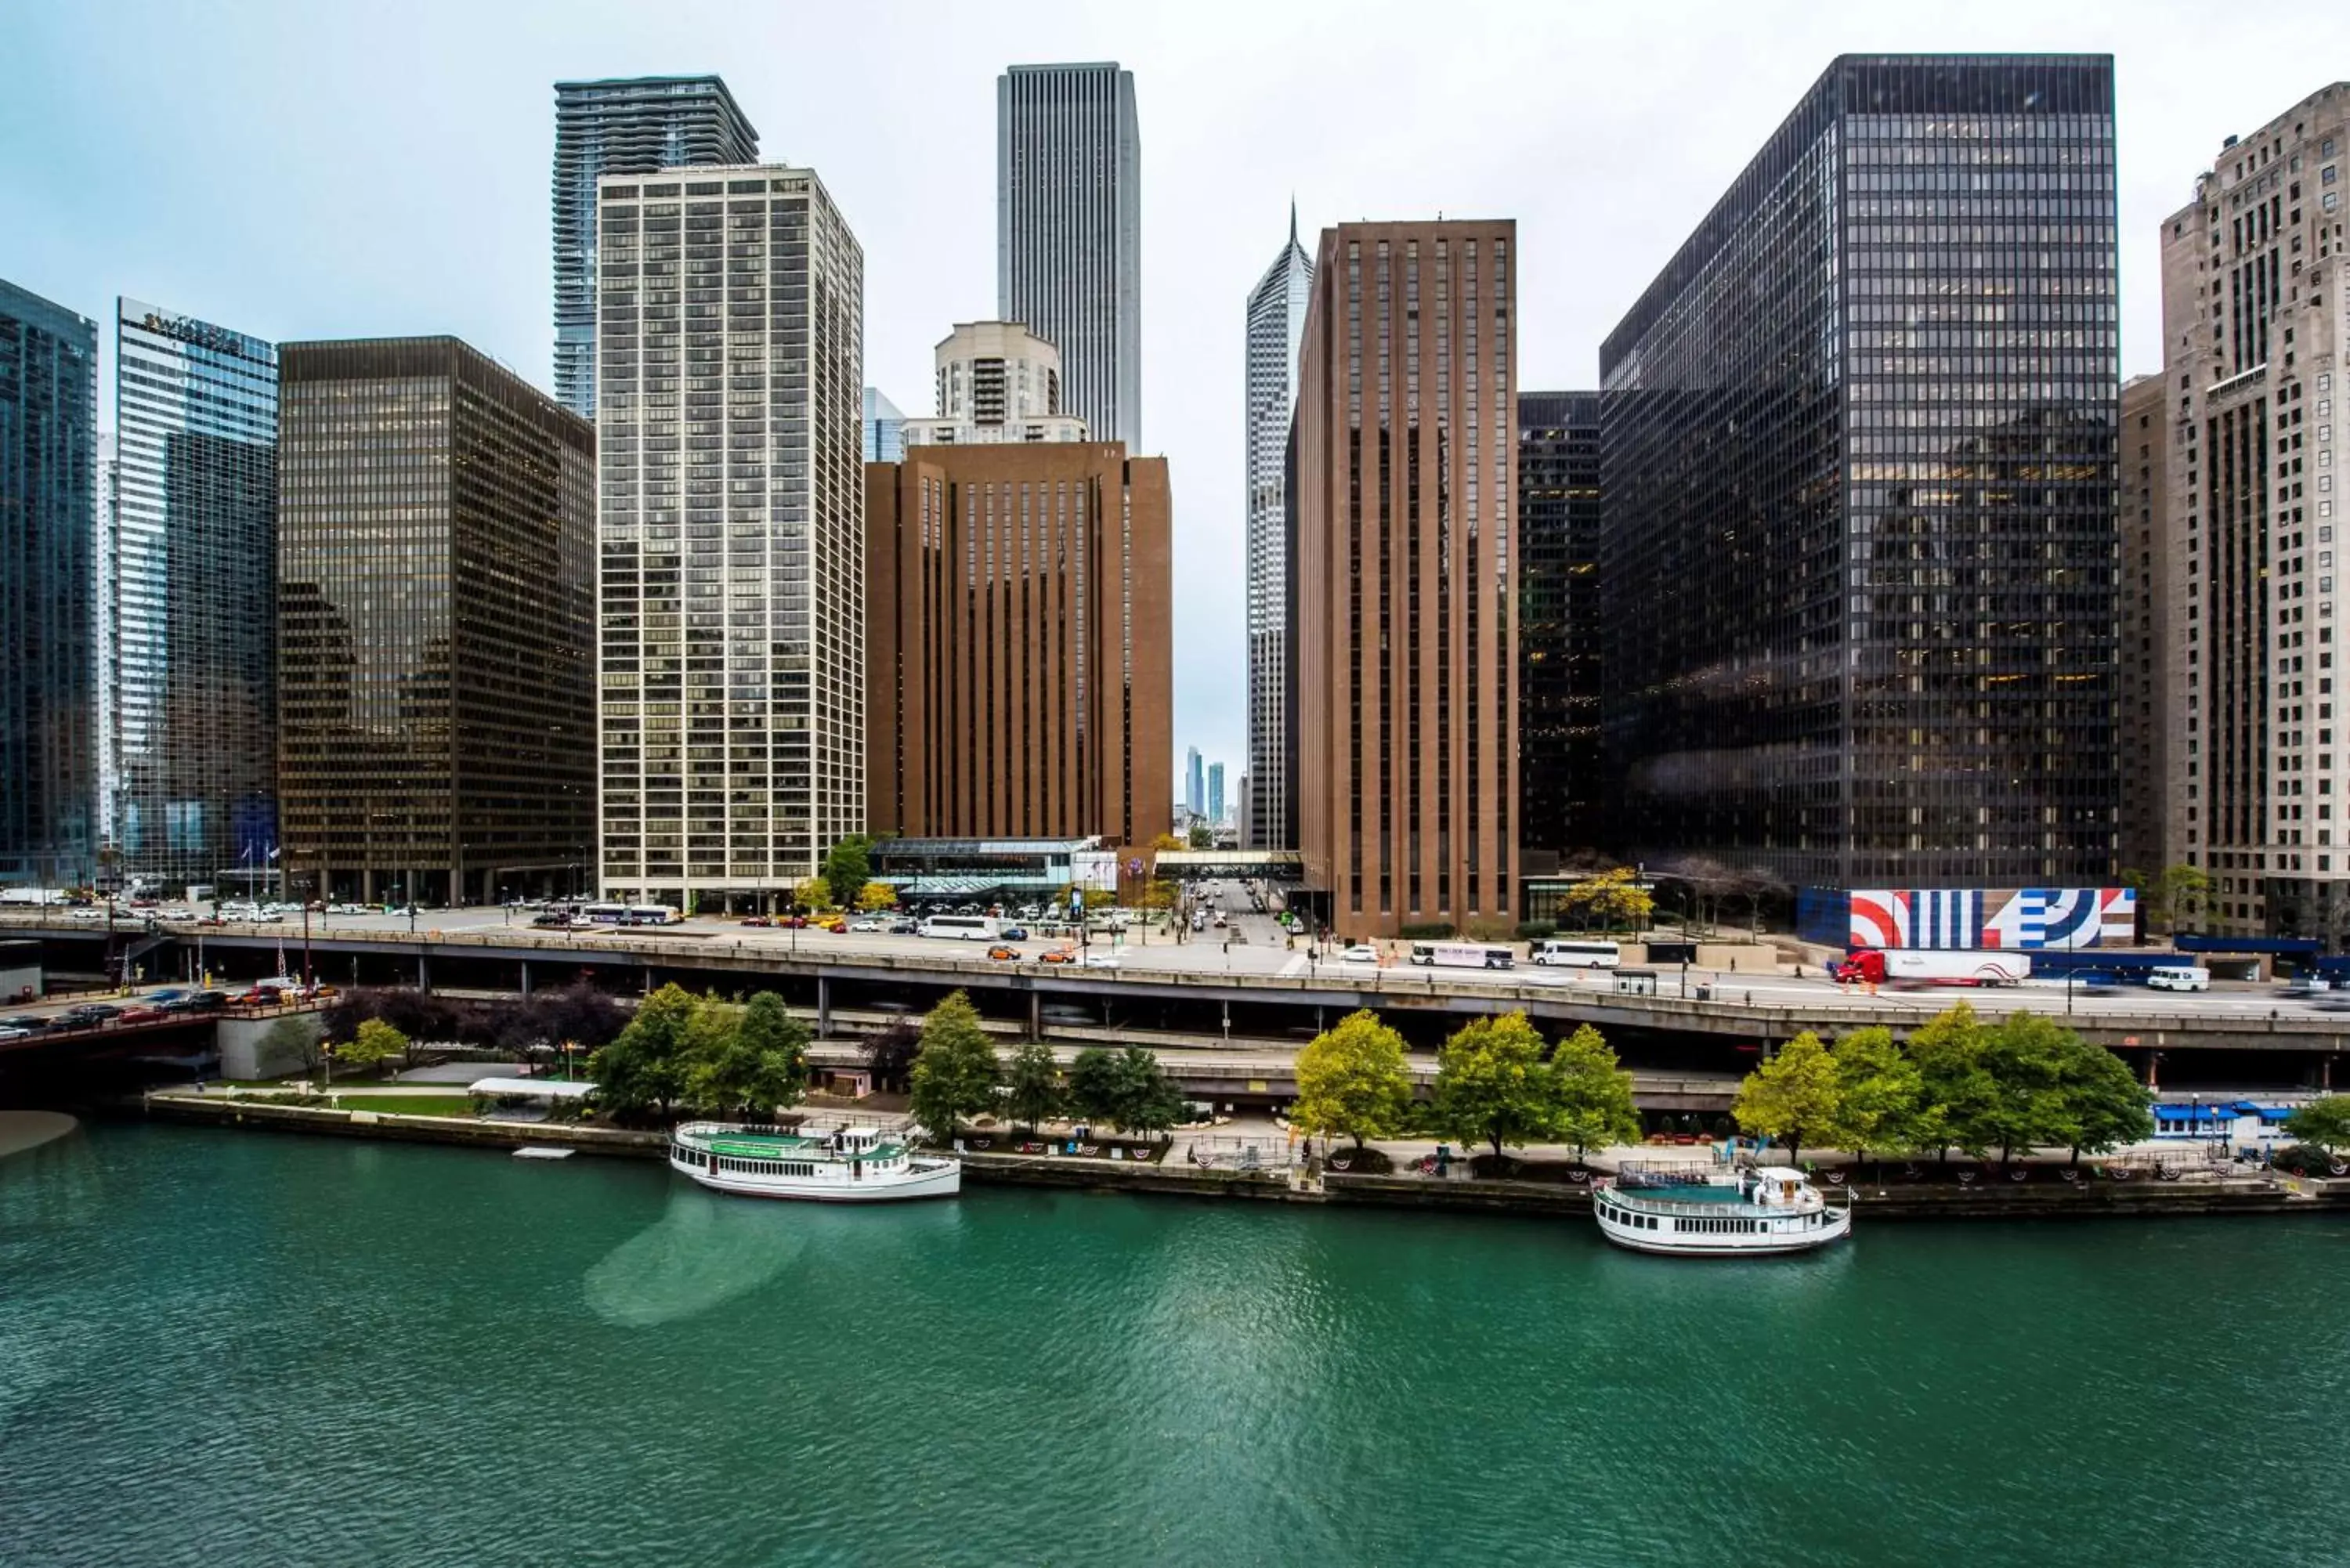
[1594,1216,1850,1256]
[671,1153,962,1202]
[1592,1194,1853,1257]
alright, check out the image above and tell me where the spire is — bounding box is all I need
[1288,197,1299,250]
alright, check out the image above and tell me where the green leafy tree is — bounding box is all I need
[822,835,874,910]
[1067,1046,1124,1127]
[683,991,808,1118]
[1732,1031,1840,1162]
[1823,1026,1936,1168]
[1432,1012,1560,1164]
[1112,1048,1188,1140]
[1976,1012,2076,1164]
[2160,863,2211,934]
[1907,1003,1997,1162]
[855,881,898,913]
[2054,1032,2153,1165]
[1556,867,1654,934]
[791,876,833,914]
[1003,1041,1064,1133]
[1292,1010,1412,1150]
[262,1014,324,1077]
[1188,823,1214,849]
[2284,1096,2350,1152]
[339,1017,407,1080]
[1548,1023,1642,1156]
[908,991,1001,1142]
[589,982,699,1119]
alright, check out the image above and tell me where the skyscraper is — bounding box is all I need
[2158,83,2349,940]
[999,62,1141,448]
[898,321,1088,446]
[552,76,758,419]
[866,441,1172,847]
[107,299,279,891]
[1516,391,1603,869]
[1602,55,2120,890]
[1185,746,1203,819]
[1207,762,1224,826]
[277,338,595,905]
[1294,219,1519,938]
[1245,208,1313,849]
[862,387,906,463]
[596,165,866,909]
[2117,371,2168,887]
[0,278,98,887]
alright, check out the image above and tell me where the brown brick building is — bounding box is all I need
[866,443,1171,847]
[1294,219,1519,939]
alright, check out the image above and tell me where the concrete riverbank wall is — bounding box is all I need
[137,1095,2350,1220]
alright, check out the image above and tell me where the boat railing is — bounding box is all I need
[1596,1183,1852,1221]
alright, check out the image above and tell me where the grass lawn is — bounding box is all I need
[332,1093,480,1118]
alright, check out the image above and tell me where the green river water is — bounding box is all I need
[4,1122,2348,1566]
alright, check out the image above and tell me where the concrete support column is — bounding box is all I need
[417,956,431,994]
[643,963,655,996]
[817,976,831,1039]
[1029,990,1041,1039]
[519,960,531,998]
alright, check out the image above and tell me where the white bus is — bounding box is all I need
[584,902,680,927]
[920,914,1000,941]
[1409,942,1516,970]
[1531,939,1622,968]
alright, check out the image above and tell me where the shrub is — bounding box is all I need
[1514,920,1558,941]
[2271,1143,2350,1176]
[1398,921,1455,941]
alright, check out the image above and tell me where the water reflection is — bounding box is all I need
[584,1186,811,1326]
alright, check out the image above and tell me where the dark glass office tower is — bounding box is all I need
[109,300,279,893]
[1600,55,2120,890]
[0,278,98,887]
[552,77,757,419]
[277,339,595,905]
[1517,392,1603,868]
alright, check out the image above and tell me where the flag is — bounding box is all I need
[267,844,280,862]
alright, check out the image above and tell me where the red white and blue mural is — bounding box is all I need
[1845,888,2138,950]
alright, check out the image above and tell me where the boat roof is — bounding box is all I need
[1752,1165,1809,1182]
[688,1127,906,1160]
[468,1076,595,1098]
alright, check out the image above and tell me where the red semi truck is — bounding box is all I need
[1831,948,2032,987]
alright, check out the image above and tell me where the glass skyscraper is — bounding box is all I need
[1244,208,1311,849]
[107,298,279,891]
[0,278,98,887]
[862,386,906,463]
[552,76,758,420]
[1517,391,1603,865]
[999,62,1142,448]
[1600,55,2120,890]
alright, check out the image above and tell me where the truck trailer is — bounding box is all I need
[1831,948,2031,987]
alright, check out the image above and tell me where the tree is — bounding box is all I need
[1732,1031,1840,1162]
[339,1017,407,1080]
[792,876,833,914]
[1556,867,1654,934]
[1907,1003,1997,1161]
[2055,1033,2153,1165]
[2146,863,2211,934]
[262,1015,324,1078]
[1292,1010,1412,1150]
[861,1018,920,1094]
[855,881,898,913]
[683,991,808,1118]
[1188,823,1214,849]
[1976,1012,2075,1164]
[1821,1026,1935,1168]
[822,834,874,910]
[589,982,699,1119]
[1067,1046,1124,1128]
[908,991,1001,1141]
[1548,1024,1643,1156]
[1003,1041,1064,1133]
[1432,1012,1560,1164]
[2284,1095,2350,1152]
[1112,1048,1188,1140]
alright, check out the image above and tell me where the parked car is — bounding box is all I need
[115,1006,168,1024]
[848,916,886,932]
[815,914,848,933]
[739,916,774,927]
[0,1025,27,1042]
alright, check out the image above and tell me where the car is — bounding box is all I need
[1040,948,1079,963]
[998,925,1029,942]
[144,988,191,1004]
[532,912,570,927]
[739,916,774,927]
[848,916,886,932]
[1212,913,1228,928]
[815,915,848,933]
[158,905,193,920]
[1078,953,1124,969]
[986,945,1019,961]
[887,918,920,935]
[0,1025,27,1042]
[327,902,364,916]
[1336,944,1380,963]
[116,1006,168,1024]
[69,906,105,921]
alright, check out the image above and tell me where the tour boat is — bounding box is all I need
[668,1119,960,1202]
[1591,1165,1852,1256]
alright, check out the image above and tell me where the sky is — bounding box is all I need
[5,0,2343,793]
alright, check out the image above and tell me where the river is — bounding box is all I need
[3,1122,2346,1565]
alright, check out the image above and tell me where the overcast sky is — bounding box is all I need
[5,0,2342,789]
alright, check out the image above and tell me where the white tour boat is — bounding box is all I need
[1592,1164,1852,1256]
[668,1119,961,1202]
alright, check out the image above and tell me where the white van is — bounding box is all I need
[2148,964,2211,992]
[919,914,998,941]
[1531,939,1622,969]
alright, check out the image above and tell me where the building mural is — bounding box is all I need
[1845,887,2138,950]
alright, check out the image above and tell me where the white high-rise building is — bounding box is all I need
[1244,207,1312,850]
[900,320,1090,446]
[595,164,866,909]
[998,62,1141,449]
